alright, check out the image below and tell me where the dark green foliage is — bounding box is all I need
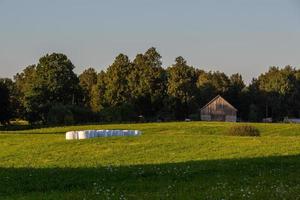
[6,48,300,124]
[0,79,12,125]
[100,104,137,122]
[46,104,74,125]
[167,57,198,119]
[105,54,132,106]
[90,71,107,112]
[129,47,167,118]
[226,125,260,136]
[46,104,99,125]
[188,113,200,121]
[248,104,260,122]
[253,66,300,121]
[16,53,82,124]
[67,105,99,124]
[128,47,166,119]
[79,68,98,109]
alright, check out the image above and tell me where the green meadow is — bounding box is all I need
[1,122,300,199]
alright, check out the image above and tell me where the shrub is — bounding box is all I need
[226,125,260,137]
[99,104,137,122]
[46,104,74,125]
[188,113,200,121]
[46,104,100,125]
[67,105,99,124]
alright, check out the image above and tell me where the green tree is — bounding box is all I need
[22,53,81,123]
[79,68,98,109]
[14,65,37,118]
[104,54,133,106]
[128,47,167,119]
[0,78,20,119]
[0,79,13,125]
[90,71,107,112]
[196,71,230,107]
[226,73,245,117]
[167,56,197,119]
[257,66,297,120]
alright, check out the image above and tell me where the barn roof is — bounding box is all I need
[200,95,237,111]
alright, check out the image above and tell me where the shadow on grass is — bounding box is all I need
[1,154,300,199]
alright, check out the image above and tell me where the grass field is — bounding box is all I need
[1,122,300,199]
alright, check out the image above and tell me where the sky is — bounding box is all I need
[0,0,300,83]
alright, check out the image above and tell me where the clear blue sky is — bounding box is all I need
[1,0,300,83]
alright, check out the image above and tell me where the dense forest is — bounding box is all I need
[1,47,299,125]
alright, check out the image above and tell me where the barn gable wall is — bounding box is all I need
[200,96,237,122]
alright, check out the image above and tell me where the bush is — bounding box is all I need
[46,104,74,125]
[46,104,99,125]
[99,104,137,122]
[67,105,99,124]
[188,113,200,121]
[226,125,260,137]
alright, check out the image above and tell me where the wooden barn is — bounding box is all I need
[200,95,237,122]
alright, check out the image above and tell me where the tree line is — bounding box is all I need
[1,47,299,125]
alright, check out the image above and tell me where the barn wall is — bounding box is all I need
[200,96,237,122]
[225,115,237,122]
[201,98,236,115]
[201,114,211,121]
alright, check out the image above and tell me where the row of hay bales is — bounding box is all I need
[66,130,141,140]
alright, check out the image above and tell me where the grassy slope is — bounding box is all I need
[0,122,300,199]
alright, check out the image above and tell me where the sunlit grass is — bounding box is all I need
[1,121,300,199]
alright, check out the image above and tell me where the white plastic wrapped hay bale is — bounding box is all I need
[114,130,120,136]
[134,130,141,135]
[87,130,94,138]
[117,130,123,136]
[66,131,76,140]
[78,131,88,140]
[129,130,135,136]
[92,130,97,138]
[102,130,106,137]
[97,130,104,137]
[94,130,99,137]
[110,130,116,136]
[121,130,127,136]
[66,129,142,140]
[122,130,127,136]
[105,130,111,137]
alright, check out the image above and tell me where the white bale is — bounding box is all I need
[93,130,98,137]
[103,130,108,137]
[89,130,95,138]
[134,130,140,135]
[123,130,128,136]
[107,130,112,137]
[101,130,105,137]
[94,130,99,137]
[73,131,79,139]
[97,130,103,137]
[66,131,75,140]
[97,130,104,137]
[78,131,87,140]
[130,130,135,136]
[92,130,97,138]
[67,129,141,140]
[84,130,90,138]
[117,130,122,136]
[122,130,128,136]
